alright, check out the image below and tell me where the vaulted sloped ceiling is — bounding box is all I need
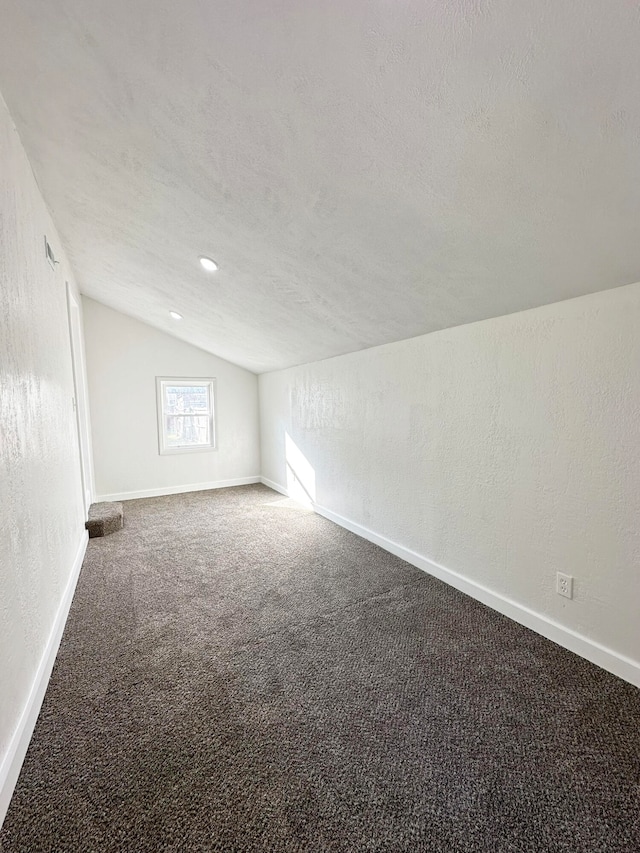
[1,1,640,372]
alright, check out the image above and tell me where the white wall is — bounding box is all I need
[0,94,87,821]
[83,298,260,500]
[260,283,640,685]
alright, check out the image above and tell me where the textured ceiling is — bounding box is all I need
[1,1,640,373]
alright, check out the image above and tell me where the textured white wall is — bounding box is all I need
[83,298,260,499]
[0,95,86,782]
[260,283,640,673]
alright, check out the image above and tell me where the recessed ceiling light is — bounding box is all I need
[199,256,218,272]
[169,311,183,320]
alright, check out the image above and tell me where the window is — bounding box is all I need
[156,377,216,454]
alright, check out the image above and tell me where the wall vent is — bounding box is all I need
[44,236,57,269]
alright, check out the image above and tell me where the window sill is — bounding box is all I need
[159,445,217,456]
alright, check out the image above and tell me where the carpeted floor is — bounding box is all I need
[1,484,638,852]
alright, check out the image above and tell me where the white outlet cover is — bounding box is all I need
[556,572,574,600]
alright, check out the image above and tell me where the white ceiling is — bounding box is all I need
[1,1,640,373]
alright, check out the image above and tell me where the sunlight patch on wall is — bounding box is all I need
[285,432,316,506]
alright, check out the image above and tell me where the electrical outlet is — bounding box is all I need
[556,572,573,599]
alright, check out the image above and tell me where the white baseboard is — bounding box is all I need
[96,476,261,503]
[0,531,88,827]
[259,478,640,688]
[260,476,289,497]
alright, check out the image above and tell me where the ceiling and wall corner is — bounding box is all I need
[1,2,640,372]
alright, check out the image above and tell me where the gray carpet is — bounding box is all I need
[1,484,638,852]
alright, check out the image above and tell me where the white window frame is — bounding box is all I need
[156,377,217,455]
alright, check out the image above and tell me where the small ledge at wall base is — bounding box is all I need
[95,476,261,503]
[260,478,640,689]
[0,531,88,828]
